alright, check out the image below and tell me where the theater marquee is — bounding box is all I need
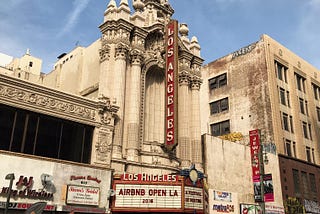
[111,173,208,213]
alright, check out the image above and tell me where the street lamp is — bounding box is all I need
[4,173,15,214]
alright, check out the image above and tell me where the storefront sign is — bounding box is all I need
[165,19,178,151]
[62,205,106,213]
[0,202,55,211]
[213,190,232,202]
[184,186,203,209]
[0,175,53,200]
[213,204,235,213]
[115,184,181,208]
[66,185,100,206]
[70,175,101,184]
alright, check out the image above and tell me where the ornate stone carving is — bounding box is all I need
[0,84,96,121]
[99,39,111,62]
[190,76,202,90]
[97,95,119,125]
[178,70,190,85]
[95,129,112,164]
[145,32,165,68]
[115,43,129,60]
[130,49,144,65]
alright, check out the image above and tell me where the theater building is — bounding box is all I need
[1,0,207,213]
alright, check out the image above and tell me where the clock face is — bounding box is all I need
[189,169,198,182]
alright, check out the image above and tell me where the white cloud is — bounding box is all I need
[57,0,90,38]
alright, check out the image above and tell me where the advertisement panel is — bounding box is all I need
[253,174,274,202]
[213,190,232,202]
[184,186,203,209]
[66,185,100,206]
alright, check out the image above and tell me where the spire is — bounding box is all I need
[120,0,129,6]
[107,0,117,9]
[118,0,131,20]
[104,0,118,21]
[26,48,31,56]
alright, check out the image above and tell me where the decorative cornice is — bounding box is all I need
[0,74,97,125]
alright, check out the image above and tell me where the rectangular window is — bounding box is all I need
[302,122,308,139]
[306,147,312,162]
[295,73,306,92]
[210,120,230,136]
[301,171,309,198]
[209,73,227,91]
[275,61,288,83]
[292,169,300,194]
[0,103,93,164]
[293,142,297,157]
[210,98,229,115]
[285,139,292,157]
[317,107,320,121]
[279,88,286,105]
[289,116,294,133]
[282,113,289,131]
[309,173,317,196]
[312,83,320,100]
[299,98,305,114]
[308,124,312,140]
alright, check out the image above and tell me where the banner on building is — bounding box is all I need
[249,129,261,179]
[253,174,274,202]
[213,190,232,202]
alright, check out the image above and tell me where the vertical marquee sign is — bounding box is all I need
[165,20,179,151]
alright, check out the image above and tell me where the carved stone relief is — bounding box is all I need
[0,84,96,122]
[95,128,113,165]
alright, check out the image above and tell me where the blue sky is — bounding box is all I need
[0,0,319,73]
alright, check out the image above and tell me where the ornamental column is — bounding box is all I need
[178,70,191,168]
[190,75,203,172]
[125,50,144,162]
[112,43,128,159]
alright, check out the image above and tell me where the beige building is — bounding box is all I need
[201,34,320,213]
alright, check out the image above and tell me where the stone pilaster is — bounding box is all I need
[112,43,128,159]
[98,39,111,97]
[190,76,203,172]
[125,49,144,162]
[178,70,191,168]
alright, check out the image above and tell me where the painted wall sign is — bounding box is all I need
[165,19,179,151]
[213,190,232,202]
[66,185,100,206]
[114,184,181,209]
[184,186,203,209]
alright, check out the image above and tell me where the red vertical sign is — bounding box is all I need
[165,20,178,151]
[249,129,261,179]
